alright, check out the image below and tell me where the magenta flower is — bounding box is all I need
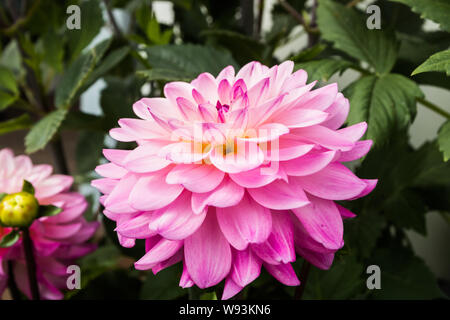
[0,149,99,299]
[92,61,376,299]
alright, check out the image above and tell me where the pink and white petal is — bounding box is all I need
[104,173,139,213]
[262,135,314,161]
[135,238,183,270]
[348,179,377,200]
[338,140,373,162]
[217,195,272,250]
[166,164,224,193]
[293,163,367,200]
[216,65,235,84]
[192,72,219,103]
[292,196,343,250]
[34,175,73,199]
[273,108,328,128]
[102,149,130,166]
[296,246,335,270]
[321,93,349,130]
[91,178,118,194]
[152,249,183,274]
[283,69,307,91]
[124,144,171,173]
[291,125,354,151]
[180,263,195,288]
[337,122,367,142]
[222,277,244,300]
[264,262,300,286]
[230,247,262,287]
[95,163,127,179]
[247,180,309,210]
[41,222,82,240]
[295,83,338,111]
[210,141,264,174]
[184,211,232,289]
[229,165,277,188]
[191,177,245,214]
[115,212,156,239]
[148,191,207,240]
[159,142,209,164]
[251,212,296,264]
[129,171,184,211]
[282,150,336,176]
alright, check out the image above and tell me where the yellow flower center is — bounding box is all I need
[0,192,39,227]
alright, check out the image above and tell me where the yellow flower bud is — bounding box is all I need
[0,192,39,227]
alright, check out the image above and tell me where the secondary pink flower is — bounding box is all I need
[0,149,99,300]
[93,61,377,299]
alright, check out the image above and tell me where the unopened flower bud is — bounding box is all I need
[0,192,39,227]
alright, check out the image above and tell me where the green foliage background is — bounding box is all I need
[0,0,449,300]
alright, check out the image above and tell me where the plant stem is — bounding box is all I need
[241,0,255,36]
[7,260,21,300]
[417,97,450,119]
[103,0,123,38]
[294,260,311,300]
[255,0,265,39]
[22,228,40,300]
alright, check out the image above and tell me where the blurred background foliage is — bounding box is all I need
[0,0,449,300]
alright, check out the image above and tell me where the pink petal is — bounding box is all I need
[166,164,224,193]
[180,264,195,288]
[264,262,300,286]
[123,143,171,173]
[293,163,367,200]
[210,140,264,174]
[222,277,244,300]
[191,177,245,214]
[35,175,73,199]
[282,150,336,176]
[217,194,272,250]
[95,163,127,179]
[184,211,232,288]
[273,108,329,128]
[229,247,262,287]
[247,179,309,210]
[348,179,377,200]
[337,122,367,142]
[251,212,296,264]
[338,140,373,162]
[135,238,183,270]
[291,125,354,151]
[292,196,343,250]
[321,93,349,130]
[115,212,156,238]
[229,165,277,188]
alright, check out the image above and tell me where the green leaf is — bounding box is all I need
[294,59,354,82]
[25,109,68,154]
[82,46,130,90]
[137,68,196,82]
[412,49,450,76]
[140,265,187,300]
[0,114,32,135]
[317,0,398,74]
[76,131,105,174]
[146,44,239,76]
[55,40,110,109]
[370,246,445,299]
[390,0,450,32]
[21,180,35,195]
[438,120,450,162]
[0,193,6,202]
[0,230,20,248]
[67,0,104,58]
[37,205,62,218]
[344,74,423,146]
[200,291,218,300]
[303,257,365,299]
[0,65,18,94]
[41,31,64,72]
[0,91,18,111]
[291,43,327,63]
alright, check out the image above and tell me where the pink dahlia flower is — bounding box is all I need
[0,149,99,299]
[92,61,377,299]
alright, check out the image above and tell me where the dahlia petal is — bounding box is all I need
[42,222,82,240]
[247,180,309,210]
[180,264,194,288]
[251,212,295,264]
[337,204,356,219]
[95,163,127,179]
[123,144,171,173]
[138,97,181,119]
[216,65,235,83]
[116,212,156,238]
[129,172,184,211]
[337,122,367,142]
[291,125,354,151]
[321,93,349,130]
[184,211,232,288]
[35,175,73,199]
[217,195,272,250]
[222,278,244,300]
[230,247,262,287]
[282,150,336,176]
[229,165,277,188]
[296,83,337,111]
[159,142,209,164]
[152,249,183,274]
[283,69,307,91]
[135,238,183,270]
[166,164,224,193]
[292,196,343,250]
[262,135,314,161]
[339,140,373,162]
[91,178,118,194]
[273,108,329,128]
[148,191,207,240]
[104,173,139,213]
[296,246,335,270]
[294,163,367,200]
[210,141,264,174]
[348,179,377,200]
[264,263,300,286]
[191,177,245,214]
[192,72,218,103]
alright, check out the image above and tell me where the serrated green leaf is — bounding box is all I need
[0,114,33,135]
[295,59,353,82]
[344,74,423,146]
[317,0,398,74]
[55,40,110,110]
[67,0,104,58]
[438,120,450,161]
[370,246,444,299]
[21,180,35,195]
[412,49,450,76]
[391,0,450,32]
[25,109,68,154]
[146,44,239,76]
[137,68,196,82]
[0,230,20,248]
[37,205,62,218]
